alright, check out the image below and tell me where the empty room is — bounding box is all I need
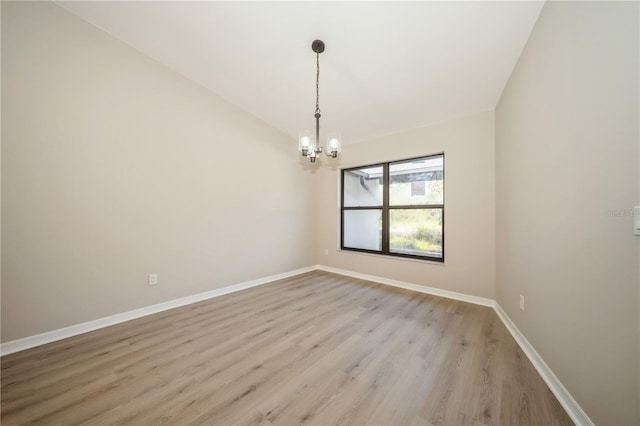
[1,1,638,425]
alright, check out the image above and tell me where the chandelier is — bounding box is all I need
[298,40,341,162]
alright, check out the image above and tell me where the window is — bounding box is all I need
[341,153,444,262]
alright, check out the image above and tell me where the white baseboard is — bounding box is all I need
[494,303,593,426]
[316,264,495,307]
[0,265,316,357]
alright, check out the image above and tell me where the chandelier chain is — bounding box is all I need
[315,52,320,115]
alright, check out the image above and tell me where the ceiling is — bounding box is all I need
[57,1,544,145]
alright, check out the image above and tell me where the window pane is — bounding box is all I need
[389,155,443,206]
[343,166,383,207]
[389,209,442,257]
[343,209,382,251]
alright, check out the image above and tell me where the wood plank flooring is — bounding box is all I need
[1,271,573,425]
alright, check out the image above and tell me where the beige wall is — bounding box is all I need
[496,2,639,425]
[1,1,315,342]
[316,111,495,299]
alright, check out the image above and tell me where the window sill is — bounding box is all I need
[337,249,445,266]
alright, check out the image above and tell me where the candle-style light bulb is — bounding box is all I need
[326,133,341,158]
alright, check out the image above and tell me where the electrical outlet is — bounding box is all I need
[148,273,158,286]
[324,248,329,255]
[519,295,525,311]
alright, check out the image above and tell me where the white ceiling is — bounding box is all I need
[57,1,544,145]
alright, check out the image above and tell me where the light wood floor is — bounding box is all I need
[1,271,572,425]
